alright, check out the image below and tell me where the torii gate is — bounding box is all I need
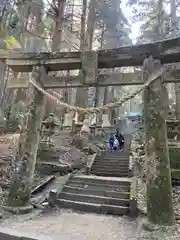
[0,36,180,224]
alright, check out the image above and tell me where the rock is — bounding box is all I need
[142,220,161,232]
[57,146,70,153]
[71,134,89,149]
[139,151,145,156]
[48,189,58,206]
[96,143,105,150]
[82,144,99,155]
[136,145,144,151]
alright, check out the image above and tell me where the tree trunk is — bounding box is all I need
[46,0,66,118]
[85,0,96,50]
[76,0,98,121]
[143,56,174,225]
[6,66,45,210]
[76,0,88,122]
[52,0,66,52]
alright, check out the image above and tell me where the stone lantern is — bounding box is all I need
[89,113,96,137]
[101,113,112,135]
[63,111,73,129]
[102,113,111,128]
[80,115,90,137]
[41,113,59,144]
[168,108,175,120]
[73,112,83,133]
[0,108,5,134]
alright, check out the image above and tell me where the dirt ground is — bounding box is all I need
[0,208,179,240]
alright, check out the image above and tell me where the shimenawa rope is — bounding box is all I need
[29,68,163,114]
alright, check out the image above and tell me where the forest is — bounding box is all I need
[0,0,180,239]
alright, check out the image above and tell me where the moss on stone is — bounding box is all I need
[169,147,180,169]
[143,57,174,225]
[171,169,180,179]
[6,66,45,209]
[37,148,59,162]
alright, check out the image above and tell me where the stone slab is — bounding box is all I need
[74,174,132,183]
[0,227,51,240]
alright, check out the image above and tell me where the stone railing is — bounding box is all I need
[129,176,138,217]
[128,154,133,177]
[48,173,71,206]
[128,132,139,217]
[85,150,101,175]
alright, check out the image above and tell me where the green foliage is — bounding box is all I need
[96,0,132,47]
[8,101,25,125]
[128,0,171,42]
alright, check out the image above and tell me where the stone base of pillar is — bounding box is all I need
[3,204,33,214]
[80,132,89,140]
[95,125,103,138]
[63,126,72,131]
[75,123,83,133]
[90,125,96,137]
[39,141,54,149]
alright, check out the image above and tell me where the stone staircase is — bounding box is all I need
[90,151,130,177]
[55,174,131,215]
[49,136,137,216]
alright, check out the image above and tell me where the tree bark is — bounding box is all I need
[76,0,98,121]
[45,0,66,117]
[143,56,174,225]
[6,66,45,209]
[76,0,88,121]
[52,0,66,51]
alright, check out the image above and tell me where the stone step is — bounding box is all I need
[96,154,129,159]
[104,152,129,156]
[91,168,129,173]
[91,169,129,175]
[91,164,129,171]
[92,164,129,169]
[94,160,129,164]
[100,156,129,159]
[104,154,129,159]
[100,153,129,156]
[71,175,131,186]
[98,156,129,160]
[91,171,129,177]
[96,160,129,164]
[59,192,129,206]
[94,158,129,162]
[56,199,129,215]
[66,180,130,192]
[62,186,130,199]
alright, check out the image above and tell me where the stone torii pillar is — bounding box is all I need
[4,66,46,213]
[76,50,98,122]
[102,113,111,128]
[143,56,174,225]
[63,111,73,130]
[80,114,90,138]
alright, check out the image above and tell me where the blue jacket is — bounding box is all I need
[108,135,114,144]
